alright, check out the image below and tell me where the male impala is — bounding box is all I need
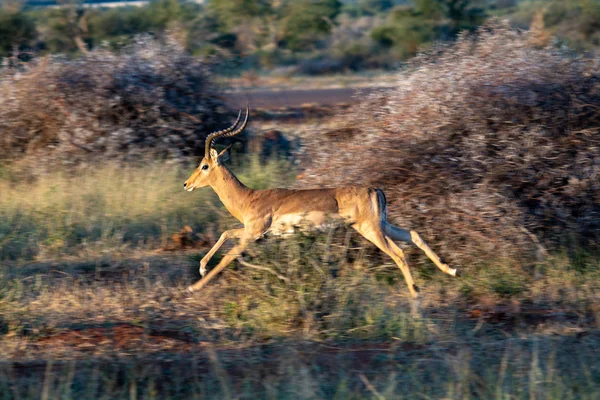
[184,106,457,300]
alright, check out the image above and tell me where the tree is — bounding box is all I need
[444,0,486,34]
[370,0,486,59]
[206,0,275,54]
[280,0,342,51]
[0,10,36,57]
[207,0,272,30]
[370,4,439,58]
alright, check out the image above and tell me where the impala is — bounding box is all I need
[184,106,457,300]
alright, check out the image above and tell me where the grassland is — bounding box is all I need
[0,158,599,399]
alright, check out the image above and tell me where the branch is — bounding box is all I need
[236,258,290,283]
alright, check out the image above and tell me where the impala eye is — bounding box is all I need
[201,165,209,170]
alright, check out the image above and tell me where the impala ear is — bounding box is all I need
[217,144,233,163]
[209,148,219,161]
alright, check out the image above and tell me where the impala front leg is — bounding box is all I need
[187,235,251,293]
[199,228,245,277]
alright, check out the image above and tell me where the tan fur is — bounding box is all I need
[183,144,457,301]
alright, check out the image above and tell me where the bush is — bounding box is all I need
[0,36,231,166]
[299,21,600,266]
[0,10,37,57]
[279,0,342,52]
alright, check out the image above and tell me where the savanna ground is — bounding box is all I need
[1,150,599,399]
[1,23,600,398]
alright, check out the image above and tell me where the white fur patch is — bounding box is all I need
[269,212,342,236]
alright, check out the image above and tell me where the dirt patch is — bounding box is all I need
[35,324,196,354]
[466,300,593,338]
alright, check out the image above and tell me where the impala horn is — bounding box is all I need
[204,105,249,159]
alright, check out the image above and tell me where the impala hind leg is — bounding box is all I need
[383,222,457,277]
[353,222,419,300]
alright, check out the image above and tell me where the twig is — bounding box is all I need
[472,314,486,333]
[519,227,548,258]
[49,270,73,277]
[236,258,290,283]
[359,373,386,400]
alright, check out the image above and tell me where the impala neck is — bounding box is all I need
[210,165,252,222]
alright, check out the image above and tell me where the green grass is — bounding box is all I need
[0,158,599,399]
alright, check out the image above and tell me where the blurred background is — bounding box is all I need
[1,0,600,399]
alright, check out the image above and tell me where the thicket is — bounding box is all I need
[2,0,599,74]
[0,36,230,165]
[300,21,600,265]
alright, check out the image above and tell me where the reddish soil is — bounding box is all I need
[35,324,195,353]
[24,300,592,361]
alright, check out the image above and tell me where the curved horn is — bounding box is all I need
[217,104,249,140]
[204,109,242,159]
[205,105,250,158]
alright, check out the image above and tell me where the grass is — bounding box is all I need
[0,158,599,399]
[0,156,293,262]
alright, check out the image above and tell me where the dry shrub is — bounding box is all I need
[299,21,600,266]
[0,36,229,166]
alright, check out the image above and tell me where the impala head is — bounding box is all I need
[184,106,249,192]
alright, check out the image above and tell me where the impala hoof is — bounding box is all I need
[449,268,459,277]
[186,286,195,294]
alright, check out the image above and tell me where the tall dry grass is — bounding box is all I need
[0,156,293,261]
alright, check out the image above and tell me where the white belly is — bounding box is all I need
[269,212,343,236]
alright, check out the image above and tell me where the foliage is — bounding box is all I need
[371,6,439,58]
[279,0,342,51]
[300,21,600,265]
[30,0,198,53]
[33,6,89,53]
[371,0,487,59]
[1,0,600,73]
[86,6,155,45]
[356,0,396,15]
[0,9,36,57]
[543,0,600,49]
[206,0,272,31]
[494,0,600,51]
